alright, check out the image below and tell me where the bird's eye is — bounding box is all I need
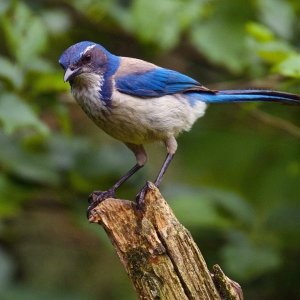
[82,54,91,63]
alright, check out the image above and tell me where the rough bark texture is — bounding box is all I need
[88,182,243,300]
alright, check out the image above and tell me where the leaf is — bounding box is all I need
[205,188,255,226]
[0,175,24,217]
[33,73,69,94]
[246,21,296,66]
[2,2,47,67]
[190,0,253,73]
[0,133,60,185]
[41,10,72,34]
[0,56,24,89]
[222,232,281,280]
[246,22,274,42]
[0,246,15,289]
[256,0,295,39]
[273,54,300,78]
[165,185,254,228]
[2,1,31,58]
[27,58,55,74]
[257,41,293,64]
[168,189,231,228]
[0,0,9,16]
[0,93,49,135]
[130,0,204,50]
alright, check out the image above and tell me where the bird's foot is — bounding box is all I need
[87,189,115,217]
[135,181,151,210]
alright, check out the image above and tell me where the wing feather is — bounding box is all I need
[115,65,212,98]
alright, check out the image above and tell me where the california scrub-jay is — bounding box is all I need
[59,41,300,210]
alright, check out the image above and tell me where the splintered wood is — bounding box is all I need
[88,182,243,300]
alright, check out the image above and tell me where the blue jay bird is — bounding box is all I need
[59,41,300,211]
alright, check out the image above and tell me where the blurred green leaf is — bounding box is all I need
[265,204,300,245]
[0,133,59,185]
[2,2,47,67]
[246,22,274,42]
[27,58,55,74]
[0,56,23,89]
[273,54,300,78]
[0,175,25,217]
[0,246,15,290]
[41,10,72,34]
[34,73,69,93]
[256,41,293,64]
[166,185,254,228]
[205,188,255,226]
[169,189,230,228]
[222,232,281,280]
[0,0,9,16]
[257,0,295,39]
[130,0,204,49]
[0,93,49,135]
[191,0,253,73]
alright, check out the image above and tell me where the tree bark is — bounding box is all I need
[88,182,243,300]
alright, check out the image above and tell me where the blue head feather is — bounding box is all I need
[59,41,97,70]
[59,41,120,107]
[58,41,119,76]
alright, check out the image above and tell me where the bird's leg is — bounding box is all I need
[136,137,177,209]
[88,163,142,203]
[154,153,175,187]
[88,144,147,214]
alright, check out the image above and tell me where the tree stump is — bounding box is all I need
[88,182,243,300]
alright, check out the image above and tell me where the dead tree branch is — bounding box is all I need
[88,182,243,300]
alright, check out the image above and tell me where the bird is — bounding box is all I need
[59,41,300,212]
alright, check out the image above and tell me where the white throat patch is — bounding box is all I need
[73,72,104,91]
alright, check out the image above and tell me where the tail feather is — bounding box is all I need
[199,89,300,105]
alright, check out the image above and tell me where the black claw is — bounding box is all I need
[135,182,150,210]
[87,189,115,218]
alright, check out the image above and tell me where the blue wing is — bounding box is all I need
[115,67,211,98]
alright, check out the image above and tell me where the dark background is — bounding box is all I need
[0,0,300,299]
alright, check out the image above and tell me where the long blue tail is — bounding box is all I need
[199,90,300,105]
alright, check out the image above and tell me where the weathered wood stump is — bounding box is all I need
[88,182,243,300]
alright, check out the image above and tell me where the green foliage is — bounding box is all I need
[129,0,203,49]
[222,231,281,280]
[0,93,48,134]
[191,0,254,73]
[2,2,47,70]
[0,0,299,299]
[274,54,300,78]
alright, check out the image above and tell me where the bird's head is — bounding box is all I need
[59,41,118,83]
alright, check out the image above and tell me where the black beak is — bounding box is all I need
[64,67,81,82]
